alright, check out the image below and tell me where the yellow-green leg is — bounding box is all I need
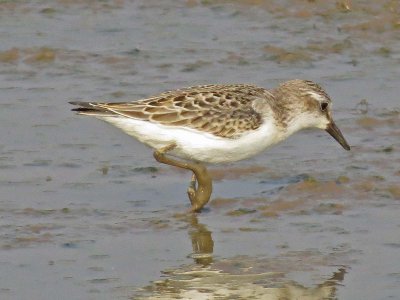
[153,143,213,213]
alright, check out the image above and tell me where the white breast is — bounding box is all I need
[99,116,285,163]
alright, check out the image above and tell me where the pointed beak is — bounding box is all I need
[326,120,351,150]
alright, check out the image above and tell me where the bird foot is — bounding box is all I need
[153,144,213,213]
[186,165,212,213]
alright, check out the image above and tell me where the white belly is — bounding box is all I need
[99,116,284,163]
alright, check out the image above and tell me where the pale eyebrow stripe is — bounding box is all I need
[306,91,327,102]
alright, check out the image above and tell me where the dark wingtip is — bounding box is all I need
[71,107,87,112]
[69,101,113,115]
[69,101,95,112]
[71,107,100,113]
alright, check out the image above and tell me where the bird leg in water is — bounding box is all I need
[153,143,213,213]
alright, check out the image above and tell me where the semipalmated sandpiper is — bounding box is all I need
[70,79,350,212]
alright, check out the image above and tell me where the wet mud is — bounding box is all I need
[1,1,399,299]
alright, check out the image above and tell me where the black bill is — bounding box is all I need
[326,121,351,150]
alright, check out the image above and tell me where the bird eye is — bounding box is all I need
[320,102,329,111]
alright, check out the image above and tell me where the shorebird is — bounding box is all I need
[70,79,350,212]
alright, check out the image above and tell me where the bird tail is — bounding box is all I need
[69,101,115,116]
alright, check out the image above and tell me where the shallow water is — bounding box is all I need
[0,1,399,299]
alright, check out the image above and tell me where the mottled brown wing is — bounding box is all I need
[93,84,268,138]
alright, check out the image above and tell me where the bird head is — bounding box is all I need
[275,80,350,151]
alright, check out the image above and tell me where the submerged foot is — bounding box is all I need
[153,144,213,212]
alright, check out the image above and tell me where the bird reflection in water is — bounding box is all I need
[133,214,347,299]
[187,214,214,266]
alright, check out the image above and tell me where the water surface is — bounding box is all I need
[0,1,399,299]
